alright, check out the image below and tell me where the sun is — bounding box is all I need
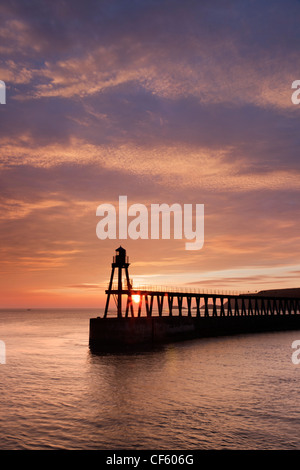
[132,294,141,304]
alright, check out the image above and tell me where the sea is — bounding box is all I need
[0,308,300,451]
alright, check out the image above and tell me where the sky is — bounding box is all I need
[0,0,300,308]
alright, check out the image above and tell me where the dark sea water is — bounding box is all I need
[0,308,300,450]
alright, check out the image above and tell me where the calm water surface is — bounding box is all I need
[0,308,300,450]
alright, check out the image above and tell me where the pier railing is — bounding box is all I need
[108,283,247,296]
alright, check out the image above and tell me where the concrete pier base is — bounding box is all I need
[89,314,300,351]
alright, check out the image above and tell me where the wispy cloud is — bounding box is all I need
[1,0,300,306]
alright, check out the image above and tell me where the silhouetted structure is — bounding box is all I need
[103,248,300,318]
[89,248,300,350]
[104,246,131,318]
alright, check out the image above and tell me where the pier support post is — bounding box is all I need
[227,297,233,316]
[187,296,192,317]
[204,296,209,317]
[213,297,217,316]
[168,294,173,316]
[157,294,164,316]
[178,295,183,316]
[145,294,154,317]
[104,266,115,318]
[220,297,225,316]
[196,297,201,317]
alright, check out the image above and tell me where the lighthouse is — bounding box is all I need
[104,246,133,318]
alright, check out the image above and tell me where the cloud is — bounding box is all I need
[1,0,299,111]
[67,283,102,289]
[1,138,299,193]
[1,1,300,305]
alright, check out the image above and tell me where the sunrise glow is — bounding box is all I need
[132,294,141,304]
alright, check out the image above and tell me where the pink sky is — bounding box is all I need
[0,1,300,308]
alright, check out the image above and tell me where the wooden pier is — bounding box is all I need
[89,247,300,350]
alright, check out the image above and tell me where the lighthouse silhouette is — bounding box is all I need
[104,246,133,318]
